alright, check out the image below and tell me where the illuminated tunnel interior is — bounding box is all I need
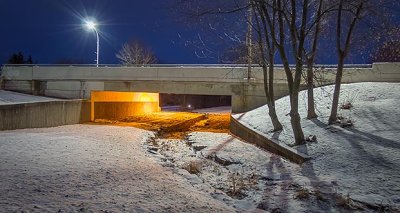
[90,91,232,138]
[91,91,232,120]
[91,91,161,120]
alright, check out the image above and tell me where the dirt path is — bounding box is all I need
[93,112,231,139]
[0,125,235,212]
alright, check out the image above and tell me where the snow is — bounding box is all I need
[185,132,307,211]
[233,82,400,209]
[146,131,368,212]
[0,90,60,105]
[2,83,399,211]
[0,125,235,212]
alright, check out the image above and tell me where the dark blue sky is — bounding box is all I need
[1,0,399,65]
[0,0,225,64]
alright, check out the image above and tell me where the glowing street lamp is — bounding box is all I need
[85,20,99,67]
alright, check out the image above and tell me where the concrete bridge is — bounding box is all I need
[1,63,399,113]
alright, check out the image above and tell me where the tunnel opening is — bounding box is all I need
[160,94,231,112]
[91,91,160,120]
[90,91,231,139]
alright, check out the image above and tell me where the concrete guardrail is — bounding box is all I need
[230,115,310,164]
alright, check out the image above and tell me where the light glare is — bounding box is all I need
[85,20,97,30]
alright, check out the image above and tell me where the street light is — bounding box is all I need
[85,20,99,67]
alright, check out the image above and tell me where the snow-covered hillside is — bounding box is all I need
[233,82,400,208]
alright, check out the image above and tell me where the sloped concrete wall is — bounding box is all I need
[0,100,90,131]
[230,115,310,164]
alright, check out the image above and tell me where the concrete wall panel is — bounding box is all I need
[0,100,90,131]
[45,90,81,99]
[46,81,81,90]
[4,80,32,93]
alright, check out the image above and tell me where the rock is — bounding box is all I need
[306,135,317,143]
[192,144,208,151]
[148,150,158,155]
[147,146,158,152]
[207,153,240,166]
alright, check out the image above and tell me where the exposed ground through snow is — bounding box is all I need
[93,111,231,139]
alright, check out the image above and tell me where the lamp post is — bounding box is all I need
[85,20,99,67]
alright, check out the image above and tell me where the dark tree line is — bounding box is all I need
[7,52,36,64]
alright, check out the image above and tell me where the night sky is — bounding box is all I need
[0,0,221,64]
[0,0,399,65]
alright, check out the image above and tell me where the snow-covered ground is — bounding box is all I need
[2,83,399,211]
[147,132,347,212]
[0,90,60,105]
[0,125,235,212]
[233,82,400,209]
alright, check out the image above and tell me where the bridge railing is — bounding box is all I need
[1,63,373,68]
[3,63,389,85]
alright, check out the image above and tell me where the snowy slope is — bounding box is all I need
[0,125,235,212]
[233,82,400,207]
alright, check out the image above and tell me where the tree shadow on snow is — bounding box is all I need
[311,118,398,167]
[345,128,400,150]
[336,130,397,168]
[257,154,293,212]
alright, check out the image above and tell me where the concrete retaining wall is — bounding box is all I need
[0,100,90,131]
[230,115,310,164]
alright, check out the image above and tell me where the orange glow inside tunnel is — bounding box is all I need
[133,92,159,103]
[90,91,160,120]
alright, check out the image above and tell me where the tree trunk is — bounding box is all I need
[306,60,318,119]
[289,91,305,145]
[291,62,305,145]
[264,64,282,131]
[252,2,282,132]
[328,56,345,124]
[269,106,282,131]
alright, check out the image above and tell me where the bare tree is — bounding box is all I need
[304,0,325,119]
[177,0,398,144]
[372,27,400,62]
[327,0,369,124]
[175,0,284,131]
[220,42,262,64]
[328,0,399,124]
[276,0,308,144]
[251,0,283,131]
[116,40,157,65]
[253,0,334,144]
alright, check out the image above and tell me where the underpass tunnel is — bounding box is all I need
[90,91,160,121]
[90,91,232,122]
[89,91,232,137]
[160,94,232,112]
